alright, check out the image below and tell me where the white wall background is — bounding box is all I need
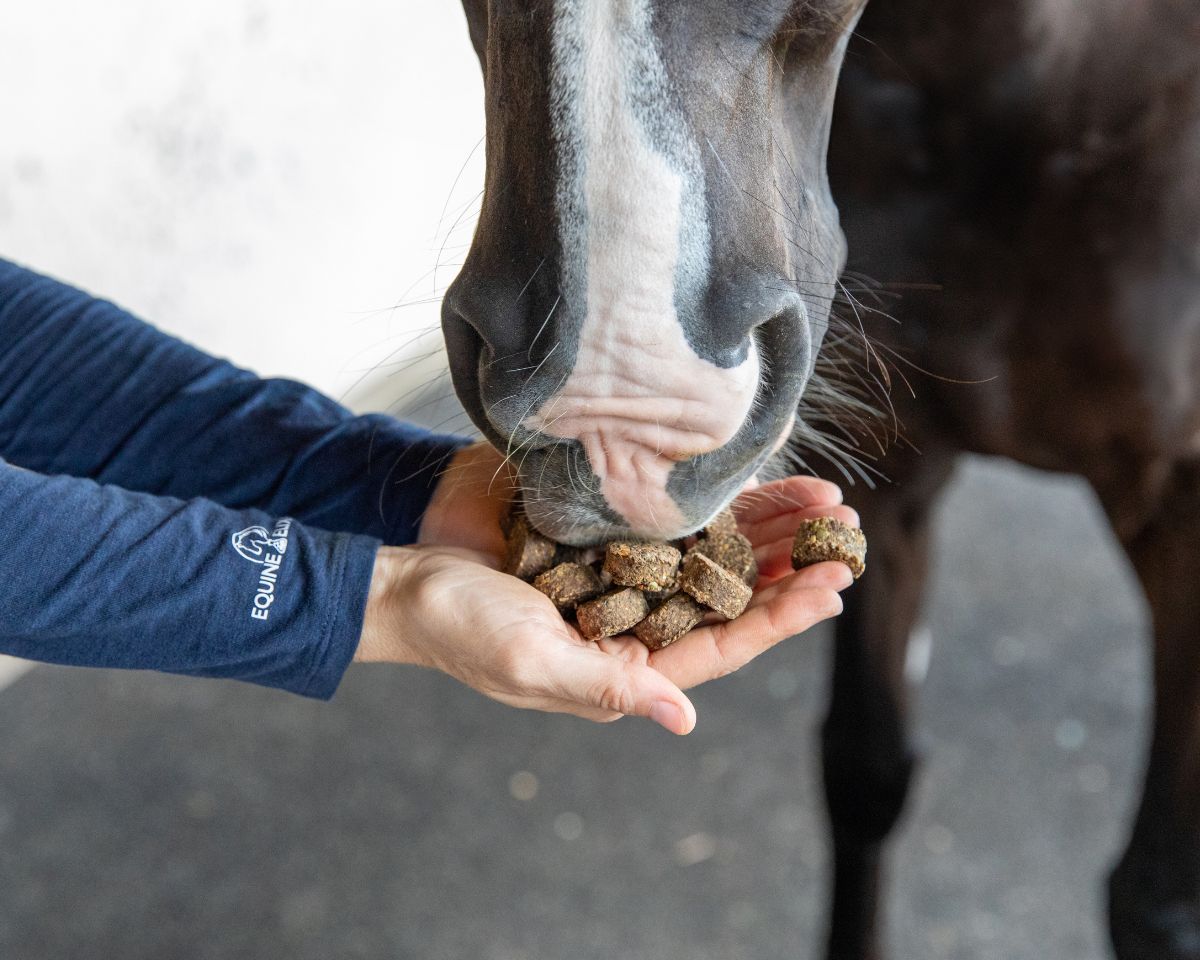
[0,1,487,685]
[0,0,487,430]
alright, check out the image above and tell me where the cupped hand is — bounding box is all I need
[596,472,860,692]
[731,472,861,584]
[365,442,861,733]
[357,545,696,731]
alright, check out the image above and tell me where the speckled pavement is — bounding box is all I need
[0,455,1147,960]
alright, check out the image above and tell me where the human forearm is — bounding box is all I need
[0,258,469,545]
[0,458,376,698]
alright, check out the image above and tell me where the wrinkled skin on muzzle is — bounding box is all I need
[443,0,865,545]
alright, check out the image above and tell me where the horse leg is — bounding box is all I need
[821,453,955,960]
[1108,462,1200,960]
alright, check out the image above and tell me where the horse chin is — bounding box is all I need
[522,509,616,549]
[515,439,773,547]
[519,488,625,548]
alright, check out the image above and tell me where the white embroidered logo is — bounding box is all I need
[232,519,292,621]
[232,526,289,563]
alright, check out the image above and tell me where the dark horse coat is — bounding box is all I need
[825,3,1200,959]
[448,2,1200,957]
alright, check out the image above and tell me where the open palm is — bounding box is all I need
[412,443,859,731]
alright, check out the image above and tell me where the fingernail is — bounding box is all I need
[822,481,844,505]
[649,701,684,734]
[837,566,855,589]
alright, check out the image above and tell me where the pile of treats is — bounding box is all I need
[503,501,867,652]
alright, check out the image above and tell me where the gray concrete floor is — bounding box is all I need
[0,456,1150,960]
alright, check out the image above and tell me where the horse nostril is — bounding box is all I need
[442,289,493,359]
[441,281,514,446]
[701,279,813,361]
[443,269,577,450]
[753,296,815,373]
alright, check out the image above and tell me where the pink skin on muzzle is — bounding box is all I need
[522,299,762,536]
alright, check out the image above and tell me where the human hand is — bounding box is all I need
[356,544,700,732]
[365,451,859,733]
[417,442,517,561]
[593,474,860,692]
[355,539,850,734]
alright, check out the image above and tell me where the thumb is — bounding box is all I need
[552,647,698,735]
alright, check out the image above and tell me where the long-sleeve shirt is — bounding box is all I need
[0,258,468,698]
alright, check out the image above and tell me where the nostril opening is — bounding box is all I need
[443,273,521,359]
[756,296,812,361]
[442,291,494,357]
[701,283,811,367]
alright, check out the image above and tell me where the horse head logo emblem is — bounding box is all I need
[232,526,289,564]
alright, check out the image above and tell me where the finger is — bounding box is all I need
[741,503,861,552]
[753,558,857,593]
[650,580,845,690]
[732,475,844,524]
[707,582,844,671]
[540,699,626,724]
[594,633,652,666]
[742,563,852,611]
[542,644,698,735]
[753,537,796,581]
[488,689,624,725]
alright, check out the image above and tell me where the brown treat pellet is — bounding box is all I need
[604,541,682,592]
[503,514,558,581]
[641,578,681,606]
[635,594,706,651]
[680,552,754,620]
[702,508,739,539]
[533,563,605,613]
[691,532,758,586]
[791,517,867,579]
[576,588,651,640]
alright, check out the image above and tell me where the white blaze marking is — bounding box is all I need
[531,0,760,535]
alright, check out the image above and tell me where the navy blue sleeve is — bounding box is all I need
[0,457,376,698]
[0,257,471,697]
[0,257,470,546]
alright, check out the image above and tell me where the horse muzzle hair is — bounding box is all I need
[443,0,864,545]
